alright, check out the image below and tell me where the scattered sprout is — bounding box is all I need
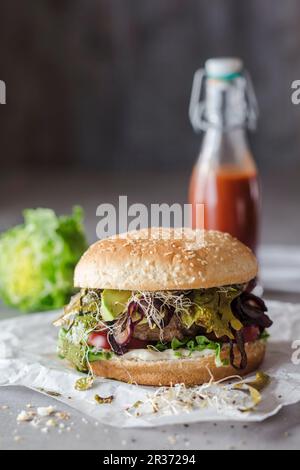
[75,376,94,391]
[126,371,271,418]
[37,388,61,397]
[94,394,114,404]
[245,371,271,391]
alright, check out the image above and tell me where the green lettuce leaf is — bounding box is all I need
[58,311,99,371]
[155,335,228,367]
[88,350,113,362]
[186,336,227,367]
[58,327,88,372]
[181,287,243,339]
[171,337,186,350]
[0,206,87,312]
[259,330,270,341]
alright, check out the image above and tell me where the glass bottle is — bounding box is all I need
[188,58,260,252]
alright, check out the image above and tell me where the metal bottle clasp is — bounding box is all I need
[189,68,259,133]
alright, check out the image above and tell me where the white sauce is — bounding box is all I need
[121,348,215,362]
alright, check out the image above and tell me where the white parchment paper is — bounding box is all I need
[0,300,300,427]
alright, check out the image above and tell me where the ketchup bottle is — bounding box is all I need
[188,58,260,252]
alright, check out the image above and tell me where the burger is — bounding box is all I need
[54,228,272,386]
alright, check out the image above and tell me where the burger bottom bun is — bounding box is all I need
[90,340,266,387]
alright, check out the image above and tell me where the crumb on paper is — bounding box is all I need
[55,411,70,421]
[1,405,9,410]
[15,405,72,436]
[30,418,41,428]
[14,435,23,442]
[167,435,177,445]
[17,410,36,422]
[37,406,56,417]
[46,418,57,427]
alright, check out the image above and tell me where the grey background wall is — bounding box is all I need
[1,0,300,172]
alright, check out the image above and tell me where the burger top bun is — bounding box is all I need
[74,228,258,291]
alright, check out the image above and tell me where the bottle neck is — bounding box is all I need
[199,126,255,171]
[205,77,248,130]
[202,126,248,148]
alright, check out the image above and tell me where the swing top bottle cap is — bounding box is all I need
[205,57,243,80]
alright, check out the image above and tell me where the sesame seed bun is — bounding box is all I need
[74,228,258,291]
[90,340,265,386]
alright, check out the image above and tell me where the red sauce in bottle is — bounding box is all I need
[189,164,260,252]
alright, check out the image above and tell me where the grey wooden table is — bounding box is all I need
[0,169,299,450]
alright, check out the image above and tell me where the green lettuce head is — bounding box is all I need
[0,206,87,312]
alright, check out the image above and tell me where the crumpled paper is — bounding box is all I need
[0,300,300,427]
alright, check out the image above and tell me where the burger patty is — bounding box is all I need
[132,314,201,342]
[132,315,234,344]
